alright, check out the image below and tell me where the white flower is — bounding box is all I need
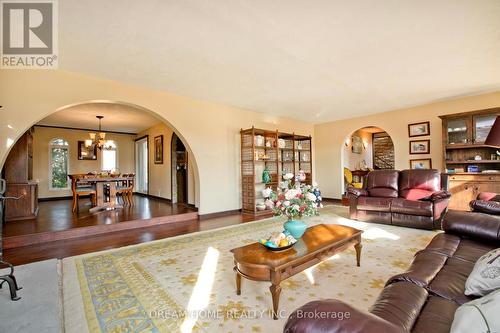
[262,188,272,198]
[283,173,294,180]
[285,189,300,200]
[283,201,290,207]
[292,204,300,211]
[306,192,317,201]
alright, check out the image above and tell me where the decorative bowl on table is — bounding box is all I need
[259,232,297,252]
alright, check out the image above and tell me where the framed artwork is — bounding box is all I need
[409,139,430,154]
[351,135,363,154]
[77,141,97,160]
[410,158,432,170]
[408,121,430,137]
[154,135,164,164]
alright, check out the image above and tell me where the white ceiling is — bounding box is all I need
[37,102,162,133]
[59,0,500,123]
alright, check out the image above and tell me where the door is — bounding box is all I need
[171,134,188,204]
[473,114,498,144]
[446,116,471,145]
[135,137,148,194]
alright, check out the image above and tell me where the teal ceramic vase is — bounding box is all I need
[262,168,271,184]
[283,219,307,239]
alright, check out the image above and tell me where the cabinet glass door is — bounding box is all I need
[447,118,469,144]
[474,114,497,144]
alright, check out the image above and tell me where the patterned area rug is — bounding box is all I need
[62,205,438,333]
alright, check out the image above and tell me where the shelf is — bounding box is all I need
[446,160,500,164]
[445,144,498,149]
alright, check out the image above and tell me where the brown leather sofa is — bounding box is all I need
[284,210,500,333]
[347,169,451,229]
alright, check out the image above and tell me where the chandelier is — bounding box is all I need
[85,116,112,150]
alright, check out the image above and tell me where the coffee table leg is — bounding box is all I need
[354,243,362,267]
[234,268,241,295]
[269,284,281,320]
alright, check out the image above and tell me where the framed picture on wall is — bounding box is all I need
[409,139,430,154]
[408,121,430,137]
[77,141,97,160]
[410,158,432,170]
[351,135,363,154]
[154,135,164,164]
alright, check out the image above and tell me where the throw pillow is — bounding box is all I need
[451,289,500,333]
[465,248,500,296]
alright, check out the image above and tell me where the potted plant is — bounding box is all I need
[270,181,322,238]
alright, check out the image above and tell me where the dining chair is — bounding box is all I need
[70,174,97,212]
[117,173,135,206]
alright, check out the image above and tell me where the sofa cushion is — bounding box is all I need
[391,198,433,217]
[443,210,500,243]
[387,250,448,288]
[470,200,500,215]
[452,238,497,263]
[465,248,500,296]
[357,197,392,212]
[428,257,476,305]
[398,169,441,200]
[365,170,399,198]
[369,282,428,332]
[425,233,461,257]
[412,296,459,333]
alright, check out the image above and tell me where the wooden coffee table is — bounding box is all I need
[230,223,362,319]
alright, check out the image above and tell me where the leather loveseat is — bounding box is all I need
[284,210,500,333]
[347,169,451,229]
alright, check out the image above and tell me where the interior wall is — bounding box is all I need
[136,123,195,205]
[32,126,135,198]
[0,70,314,214]
[342,129,373,170]
[315,91,500,199]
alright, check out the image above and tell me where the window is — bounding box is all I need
[49,138,69,190]
[102,140,118,171]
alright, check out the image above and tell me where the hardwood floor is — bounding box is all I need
[4,195,197,236]
[3,198,341,266]
[2,207,266,266]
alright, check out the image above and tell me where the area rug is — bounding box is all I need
[62,206,438,333]
[0,259,62,333]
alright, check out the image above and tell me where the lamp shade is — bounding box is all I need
[485,116,500,147]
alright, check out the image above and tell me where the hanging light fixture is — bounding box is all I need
[85,116,111,150]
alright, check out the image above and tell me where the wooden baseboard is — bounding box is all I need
[322,197,342,204]
[198,209,241,220]
[39,196,74,202]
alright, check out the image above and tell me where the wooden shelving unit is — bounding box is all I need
[439,108,500,211]
[240,127,312,215]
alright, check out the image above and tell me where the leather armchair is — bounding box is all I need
[347,169,450,229]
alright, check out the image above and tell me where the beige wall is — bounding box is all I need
[0,70,313,214]
[343,128,373,170]
[32,126,135,198]
[315,91,500,199]
[136,123,195,205]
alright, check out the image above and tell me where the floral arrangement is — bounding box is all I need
[270,182,322,220]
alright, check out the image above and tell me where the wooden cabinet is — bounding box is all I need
[447,174,500,211]
[2,128,39,221]
[240,127,312,215]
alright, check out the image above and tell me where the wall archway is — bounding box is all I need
[1,100,201,208]
[341,125,395,191]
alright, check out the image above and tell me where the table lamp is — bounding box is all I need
[485,116,500,158]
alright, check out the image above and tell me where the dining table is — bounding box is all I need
[82,176,130,213]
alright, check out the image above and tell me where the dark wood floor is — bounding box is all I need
[4,195,197,237]
[3,198,340,266]
[2,205,267,266]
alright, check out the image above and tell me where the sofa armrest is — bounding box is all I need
[284,300,403,333]
[442,210,500,243]
[470,200,500,215]
[425,190,451,202]
[346,187,368,198]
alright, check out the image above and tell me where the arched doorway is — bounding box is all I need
[171,133,188,204]
[343,126,395,190]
